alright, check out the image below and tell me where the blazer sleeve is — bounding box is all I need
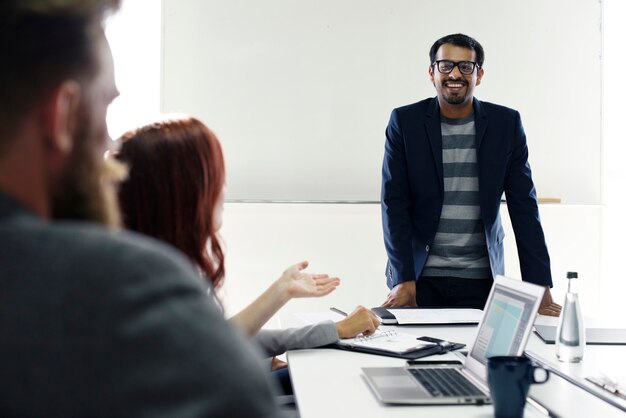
[254,321,339,357]
[504,112,553,287]
[381,109,415,287]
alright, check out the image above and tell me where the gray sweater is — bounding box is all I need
[256,320,339,357]
[0,192,282,418]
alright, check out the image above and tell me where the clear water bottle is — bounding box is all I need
[556,271,585,362]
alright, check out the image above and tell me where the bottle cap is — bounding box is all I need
[567,271,578,279]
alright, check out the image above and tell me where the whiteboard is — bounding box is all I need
[162,0,601,203]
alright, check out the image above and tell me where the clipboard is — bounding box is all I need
[327,335,466,360]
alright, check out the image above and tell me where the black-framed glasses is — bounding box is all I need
[432,60,479,75]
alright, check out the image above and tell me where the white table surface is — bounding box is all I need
[284,314,626,418]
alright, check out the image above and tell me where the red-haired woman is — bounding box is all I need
[114,116,380,392]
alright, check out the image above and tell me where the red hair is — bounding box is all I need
[116,116,226,288]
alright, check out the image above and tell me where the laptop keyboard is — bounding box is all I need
[408,368,485,397]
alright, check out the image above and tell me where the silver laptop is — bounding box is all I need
[362,275,545,405]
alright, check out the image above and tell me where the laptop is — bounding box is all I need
[362,275,545,405]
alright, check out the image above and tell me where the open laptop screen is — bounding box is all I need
[469,283,539,365]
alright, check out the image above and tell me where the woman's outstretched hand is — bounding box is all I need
[231,261,340,337]
[279,261,340,299]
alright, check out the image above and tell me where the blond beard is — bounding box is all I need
[52,141,128,229]
[84,156,127,228]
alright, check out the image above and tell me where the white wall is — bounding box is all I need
[218,203,606,329]
[601,0,626,322]
[162,0,602,203]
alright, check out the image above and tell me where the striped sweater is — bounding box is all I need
[422,114,491,279]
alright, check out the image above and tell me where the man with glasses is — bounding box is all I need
[380,33,561,316]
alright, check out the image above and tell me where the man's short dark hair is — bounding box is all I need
[0,0,120,146]
[429,33,485,68]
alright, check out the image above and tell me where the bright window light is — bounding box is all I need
[105,0,162,140]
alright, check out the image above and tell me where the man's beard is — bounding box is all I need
[440,79,469,105]
[51,113,127,228]
[442,91,467,105]
[443,95,465,104]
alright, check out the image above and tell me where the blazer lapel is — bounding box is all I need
[425,99,444,194]
[473,98,488,151]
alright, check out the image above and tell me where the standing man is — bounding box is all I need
[0,1,281,416]
[380,33,561,316]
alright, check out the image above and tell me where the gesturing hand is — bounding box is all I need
[232,261,340,336]
[279,261,340,299]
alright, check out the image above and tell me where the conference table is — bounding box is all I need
[284,314,626,418]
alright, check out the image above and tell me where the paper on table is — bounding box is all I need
[388,308,483,325]
[337,330,436,354]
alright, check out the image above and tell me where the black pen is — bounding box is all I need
[330,307,348,317]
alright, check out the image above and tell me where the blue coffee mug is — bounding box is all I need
[487,356,550,418]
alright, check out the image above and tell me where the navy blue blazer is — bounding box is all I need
[381,97,552,289]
